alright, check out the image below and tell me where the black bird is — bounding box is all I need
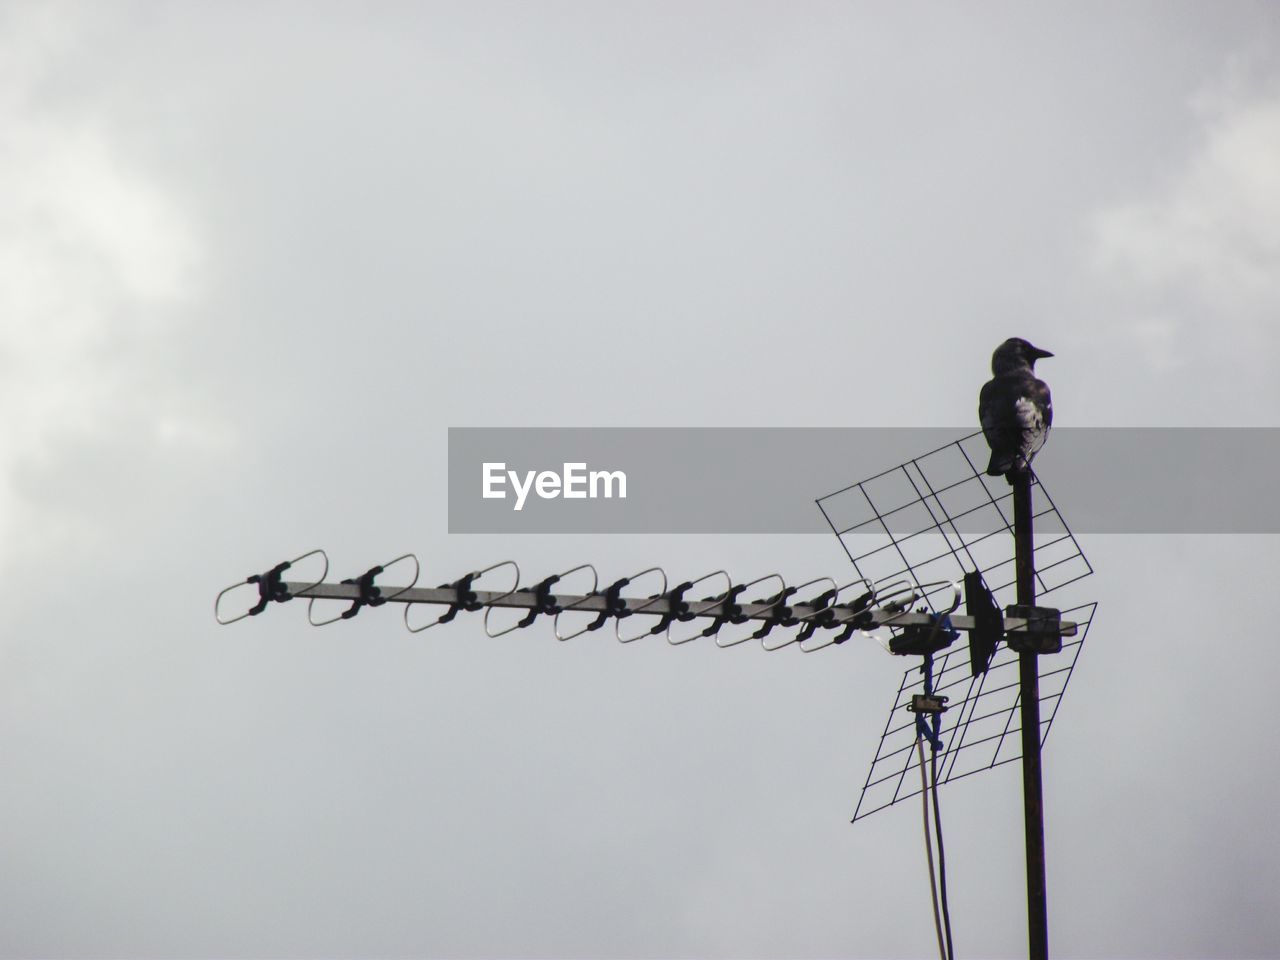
[979,338,1053,481]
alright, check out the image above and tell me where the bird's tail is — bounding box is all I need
[985,451,1016,477]
[988,454,1036,486]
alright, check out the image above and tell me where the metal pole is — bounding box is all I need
[1013,470,1048,959]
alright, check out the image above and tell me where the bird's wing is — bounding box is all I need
[1015,377,1052,459]
[979,378,1014,435]
[1032,377,1053,430]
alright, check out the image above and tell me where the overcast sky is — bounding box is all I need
[3,2,1279,957]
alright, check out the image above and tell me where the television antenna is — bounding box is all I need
[214,430,1095,960]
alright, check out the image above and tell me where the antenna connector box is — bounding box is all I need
[1003,604,1063,654]
[907,694,949,715]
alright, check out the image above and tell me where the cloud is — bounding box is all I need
[0,3,228,565]
[1089,73,1280,379]
[1094,93,1280,302]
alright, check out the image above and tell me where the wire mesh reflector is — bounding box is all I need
[815,431,1097,821]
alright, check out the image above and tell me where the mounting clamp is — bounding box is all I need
[1003,604,1063,654]
[889,615,959,657]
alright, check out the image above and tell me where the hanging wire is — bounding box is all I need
[916,735,947,960]
[930,741,955,960]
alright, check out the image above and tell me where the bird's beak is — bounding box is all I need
[1031,346,1054,360]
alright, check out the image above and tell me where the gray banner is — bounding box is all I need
[447,428,1280,534]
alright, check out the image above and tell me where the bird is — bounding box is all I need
[979,338,1053,481]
